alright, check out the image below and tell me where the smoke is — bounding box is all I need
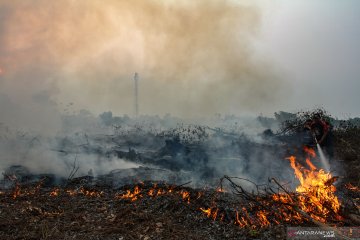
[0,1,291,185]
[0,121,139,179]
[0,0,286,126]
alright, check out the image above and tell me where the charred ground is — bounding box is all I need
[0,110,359,239]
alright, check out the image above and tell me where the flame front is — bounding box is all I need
[116,186,142,202]
[286,149,341,222]
[5,149,344,230]
[197,148,342,227]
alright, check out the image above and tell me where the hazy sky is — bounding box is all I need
[257,0,360,118]
[0,0,359,132]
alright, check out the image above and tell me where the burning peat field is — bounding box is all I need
[0,109,359,240]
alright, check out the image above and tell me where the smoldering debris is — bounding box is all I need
[1,110,360,239]
[3,108,356,190]
[0,173,359,239]
[0,112,294,190]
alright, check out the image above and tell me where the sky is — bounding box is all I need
[0,0,359,132]
[256,0,360,118]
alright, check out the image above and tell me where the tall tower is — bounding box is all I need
[134,72,139,117]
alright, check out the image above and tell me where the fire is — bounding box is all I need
[12,184,21,199]
[148,189,155,196]
[114,184,194,205]
[200,207,220,221]
[212,208,219,220]
[200,207,214,219]
[79,187,103,197]
[216,187,225,193]
[180,190,191,204]
[198,149,342,227]
[200,207,212,217]
[50,188,60,197]
[286,151,341,222]
[116,185,142,201]
[50,187,103,197]
[256,210,270,226]
[303,146,316,158]
[11,183,42,199]
[235,211,250,227]
[156,188,166,196]
[66,189,77,196]
[4,156,344,231]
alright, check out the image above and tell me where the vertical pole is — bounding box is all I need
[134,72,139,117]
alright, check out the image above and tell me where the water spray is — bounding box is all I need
[312,132,330,172]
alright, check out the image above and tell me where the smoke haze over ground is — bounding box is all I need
[0,0,286,132]
[1,1,357,189]
[0,112,293,189]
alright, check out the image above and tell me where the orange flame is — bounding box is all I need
[79,187,103,197]
[13,185,21,199]
[200,207,220,221]
[286,154,341,222]
[212,208,218,220]
[235,210,250,227]
[180,190,191,204]
[50,188,60,197]
[148,189,155,196]
[257,210,270,226]
[156,188,165,196]
[216,187,225,193]
[117,186,142,201]
[287,156,304,185]
[200,207,212,218]
[303,146,316,158]
[4,159,343,230]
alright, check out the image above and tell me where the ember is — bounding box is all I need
[180,190,191,204]
[0,175,359,240]
[49,188,60,197]
[346,183,360,192]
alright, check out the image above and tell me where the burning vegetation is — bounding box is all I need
[1,109,360,239]
[1,152,359,239]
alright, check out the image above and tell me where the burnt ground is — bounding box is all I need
[0,183,289,240]
[0,179,359,240]
[334,127,360,186]
[0,118,359,239]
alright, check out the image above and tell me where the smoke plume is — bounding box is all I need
[0,1,290,183]
[0,0,285,127]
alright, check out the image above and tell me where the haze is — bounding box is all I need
[0,0,359,133]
